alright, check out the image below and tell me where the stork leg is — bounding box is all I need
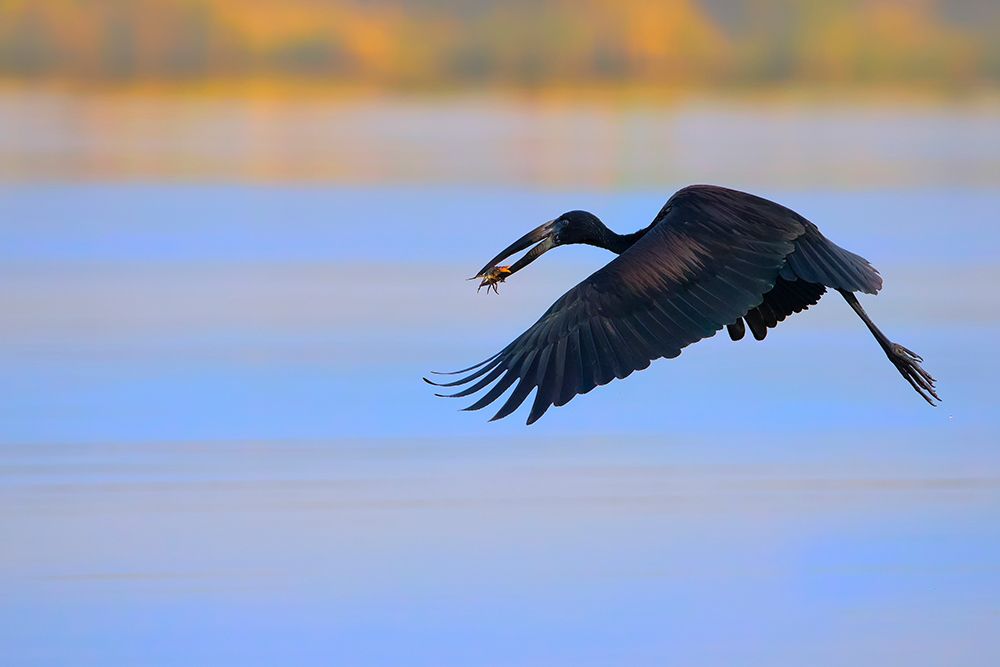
[839,290,939,405]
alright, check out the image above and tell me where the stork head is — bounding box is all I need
[472,211,606,293]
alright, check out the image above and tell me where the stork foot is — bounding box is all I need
[886,342,939,406]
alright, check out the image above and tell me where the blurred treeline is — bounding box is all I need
[1,0,997,90]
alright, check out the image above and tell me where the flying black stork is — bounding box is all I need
[425,185,938,424]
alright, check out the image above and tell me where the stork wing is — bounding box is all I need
[732,276,827,341]
[428,186,811,424]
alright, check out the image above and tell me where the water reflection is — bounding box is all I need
[2,91,999,187]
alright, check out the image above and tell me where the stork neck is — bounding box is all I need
[601,226,649,255]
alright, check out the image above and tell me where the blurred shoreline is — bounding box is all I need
[3,78,1000,105]
[2,1,996,92]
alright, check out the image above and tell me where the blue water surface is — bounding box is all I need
[1,184,998,666]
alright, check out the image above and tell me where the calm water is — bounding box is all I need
[1,95,999,664]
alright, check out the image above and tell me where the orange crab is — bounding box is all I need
[474,265,511,294]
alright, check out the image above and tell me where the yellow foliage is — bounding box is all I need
[0,0,994,88]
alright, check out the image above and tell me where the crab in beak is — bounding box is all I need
[470,220,559,294]
[475,266,512,294]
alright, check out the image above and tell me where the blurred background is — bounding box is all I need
[2,1,999,665]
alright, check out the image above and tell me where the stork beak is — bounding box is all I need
[474,220,558,279]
